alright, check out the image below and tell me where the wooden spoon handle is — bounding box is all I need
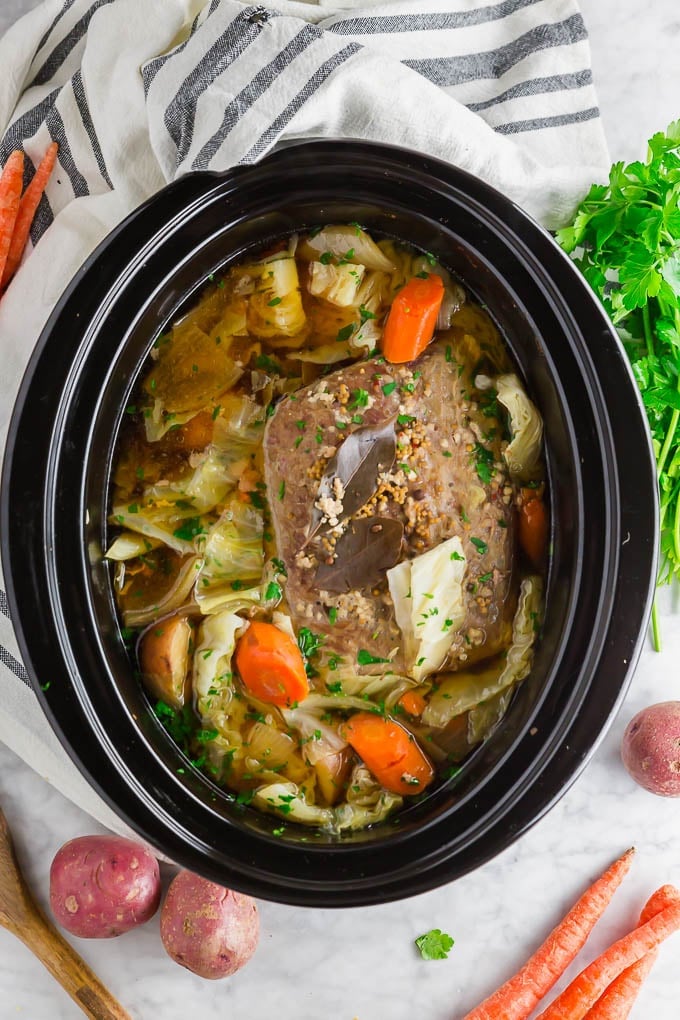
[15,907,132,1020]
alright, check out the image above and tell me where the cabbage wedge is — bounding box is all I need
[421,575,543,729]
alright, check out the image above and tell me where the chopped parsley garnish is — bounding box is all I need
[211,404,221,421]
[271,557,287,576]
[470,537,489,554]
[415,929,454,961]
[351,414,364,425]
[360,304,377,322]
[295,419,306,431]
[382,381,397,396]
[267,296,282,306]
[450,550,464,561]
[326,680,343,693]
[328,606,338,625]
[336,322,356,343]
[349,387,369,408]
[172,517,204,541]
[298,627,324,677]
[473,442,495,484]
[478,571,493,583]
[255,353,282,374]
[265,581,282,602]
[357,649,390,666]
[397,413,415,426]
[319,251,333,265]
[278,480,285,501]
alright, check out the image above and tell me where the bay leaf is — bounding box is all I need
[308,418,396,539]
[314,516,404,593]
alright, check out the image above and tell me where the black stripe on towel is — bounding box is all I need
[30,0,116,88]
[164,7,276,163]
[142,0,222,94]
[327,0,544,35]
[404,14,587,87]
[242,43,361,164]
[467,68,593,112]
[71,69,114,189]
[0,645,30,688]
[0,88,60,167]
[35,0,79,54]
[494,105,599,134]
[192,24,322,170]
[0,590,10,619]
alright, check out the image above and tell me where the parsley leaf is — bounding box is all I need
[415,929,454,961]
[557,121,680,650]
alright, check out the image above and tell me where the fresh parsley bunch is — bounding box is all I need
[556,121,680,650]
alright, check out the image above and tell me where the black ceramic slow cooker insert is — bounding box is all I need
[1,141,657,906]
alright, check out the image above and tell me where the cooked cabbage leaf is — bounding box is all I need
[421,575,543,728]
[253,781,334,827]
[388,536,467,682]
[298,225,396,272]
[496,373,543,482]
[333,764,403,831]
[247,255,306,338]
[308,261,366,306]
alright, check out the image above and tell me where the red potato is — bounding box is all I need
[50,835,161,938]
[161,870,259,979]
[621,701,680,796]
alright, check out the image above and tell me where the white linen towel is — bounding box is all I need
[0,0,609,833]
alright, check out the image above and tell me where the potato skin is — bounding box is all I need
[49,836,161,938]
[160,871,259,979]
[622,701,680,796]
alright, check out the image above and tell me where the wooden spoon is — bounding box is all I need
[0,805,132,1019]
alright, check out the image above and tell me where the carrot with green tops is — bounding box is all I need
[0,151,25,286]
[1,142,58,289]
[536,898,680,1020]
[342,712,434,795]
[234,620,308,707]
[584,885,680,1020]
[462,848,636,1020]
[381,272,444,364]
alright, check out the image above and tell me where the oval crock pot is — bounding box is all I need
[0,140,657,907]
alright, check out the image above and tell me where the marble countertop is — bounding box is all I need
[1,2,680,1018]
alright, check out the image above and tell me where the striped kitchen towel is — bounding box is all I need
[0,0,608,830]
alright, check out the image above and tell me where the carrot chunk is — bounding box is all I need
[1,142,57,289]
[381,273,444,364]
[462,849,636,1020]
[342,712,434,795]
[234,621,309,708]
[519,495,548,567]
[398,690,428,717]
[0,151,25,287]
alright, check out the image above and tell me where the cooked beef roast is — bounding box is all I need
[263,339,517,671]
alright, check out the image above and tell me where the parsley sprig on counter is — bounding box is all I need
[557,121,680,650]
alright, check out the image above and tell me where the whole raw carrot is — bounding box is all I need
[584,885,680,1020]
[1,142,58,289]
[0,150,25,285]
[461,848,635,1020]
[536,899,680,1019]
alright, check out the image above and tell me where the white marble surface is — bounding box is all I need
[1,1,680,1018]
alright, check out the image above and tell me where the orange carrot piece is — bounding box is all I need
[234,621,309,708]
[462,849,636,1020]
[398,690,428,717]
[536,899,680,1020]
[519,496,548,567]
[381,273,444,364]
[584,885,680,1020]
[1,142,58,289]
[342,712,434,795]
[0,151,25,287]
